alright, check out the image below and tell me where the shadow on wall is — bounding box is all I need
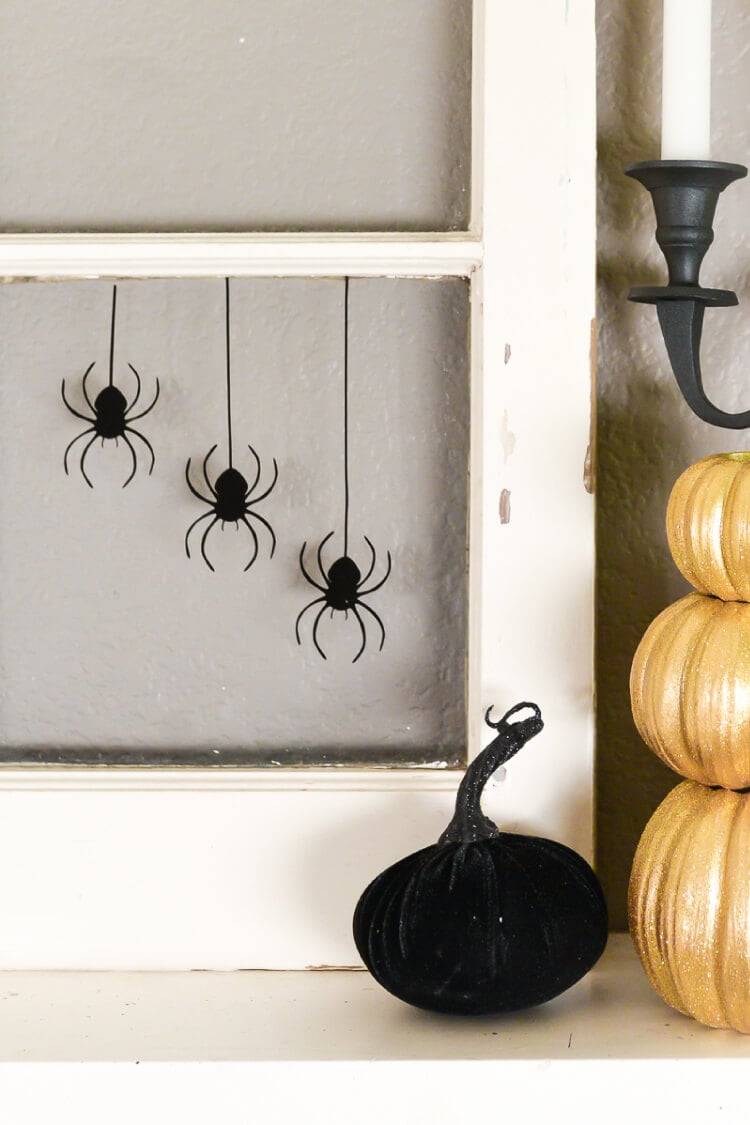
[595,0,692,926]
[596,0,750,930]
[595,356,689,932]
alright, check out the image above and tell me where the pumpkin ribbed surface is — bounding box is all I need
[630,591,750,789]
[629,781,750,1033]
[354,833,608,1015]
[667,453,750,601]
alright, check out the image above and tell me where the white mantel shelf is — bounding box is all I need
[2,936,750,1124]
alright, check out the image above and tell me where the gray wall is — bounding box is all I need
[0,278,469,765]
[0,1,474,765]
[597,0,750,926]
[0,0,471,232]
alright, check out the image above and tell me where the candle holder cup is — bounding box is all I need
[627,159,749,428]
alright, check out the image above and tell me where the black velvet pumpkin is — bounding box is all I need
[353,702,608,1015]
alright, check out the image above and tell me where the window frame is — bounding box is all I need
[0,0,597,968]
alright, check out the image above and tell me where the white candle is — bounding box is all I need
[662,0,712,159]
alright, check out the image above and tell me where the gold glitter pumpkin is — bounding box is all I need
[631,590,750,788]
[667,452,750,601]
[630,781,750,1033]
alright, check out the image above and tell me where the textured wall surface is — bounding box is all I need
[0,0,471,232]
[597,0,750,926]
[0,278,469,765]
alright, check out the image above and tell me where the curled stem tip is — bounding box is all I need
[439,700,544,846]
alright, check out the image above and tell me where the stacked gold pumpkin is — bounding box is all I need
[629,452,750,1032]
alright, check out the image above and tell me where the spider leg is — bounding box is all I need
[351,606,368,663]
[245,443,262,494]
[295,595,326,645]
[126,372,160,421]
[247,456,279,505]
[120,433,138,488]
[184,510,214,559]
[360,536,377,586]
[61,376,95,423]
[359,550,393,596]
[299,542,326,592]
[81,362,97,413]
[126,364,142,413]
[126,426,156,475]
[240,516,260,572]
[203,444,219,498]
[199,517,220,572]
[311,603,329,661]
[357,601,386,652]
[79,432,100,489]
[246,508,276,558]
[185,459,213,505]
[63,427,95,475]
[317,530,335,584]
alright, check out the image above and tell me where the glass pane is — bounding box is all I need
[0,277,469,766]
[0,1,472,232]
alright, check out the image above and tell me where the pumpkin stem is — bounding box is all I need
[438,702,544,845]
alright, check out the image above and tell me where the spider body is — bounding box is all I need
[296,532,392,662]
[185,444,278,572]
[92,385,128,439]
[212,468,253,522]
[325,556,362,611]
[62,361,159,488]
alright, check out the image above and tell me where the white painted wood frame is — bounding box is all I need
[0,1,596,969]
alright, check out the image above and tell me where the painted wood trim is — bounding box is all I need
[0,236,481,279]
[0,767,464,793]
[0,0,598,968]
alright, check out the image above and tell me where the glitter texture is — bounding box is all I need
[630,453,750,1034]
[631,592,750,788]
[629,782,750,1032]
[667,453,750,602]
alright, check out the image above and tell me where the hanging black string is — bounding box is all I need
[343,275,350,558]
[225,277,233,469]
[184,278,278,571]
[61,283,159,487]
[109,284,117,388]
[295,277,392,662]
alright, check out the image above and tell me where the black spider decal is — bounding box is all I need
[184,444,278,571]
[61,285,159,488]
[62,361,159,488]
[295,532,392,662]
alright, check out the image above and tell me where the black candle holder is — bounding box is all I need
[627,159,748,428]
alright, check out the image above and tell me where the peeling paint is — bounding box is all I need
[504,343,512,365]
[499,410,516,464]
[499,488,511,524]
[583,444,594,494]
[585,316,596,495]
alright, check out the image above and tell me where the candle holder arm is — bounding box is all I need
[626,160,749,429]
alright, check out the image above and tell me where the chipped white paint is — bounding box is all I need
[478,0,595,874]
[0,0,596,967]
[0,236,480,279]
[499,410,517,463]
